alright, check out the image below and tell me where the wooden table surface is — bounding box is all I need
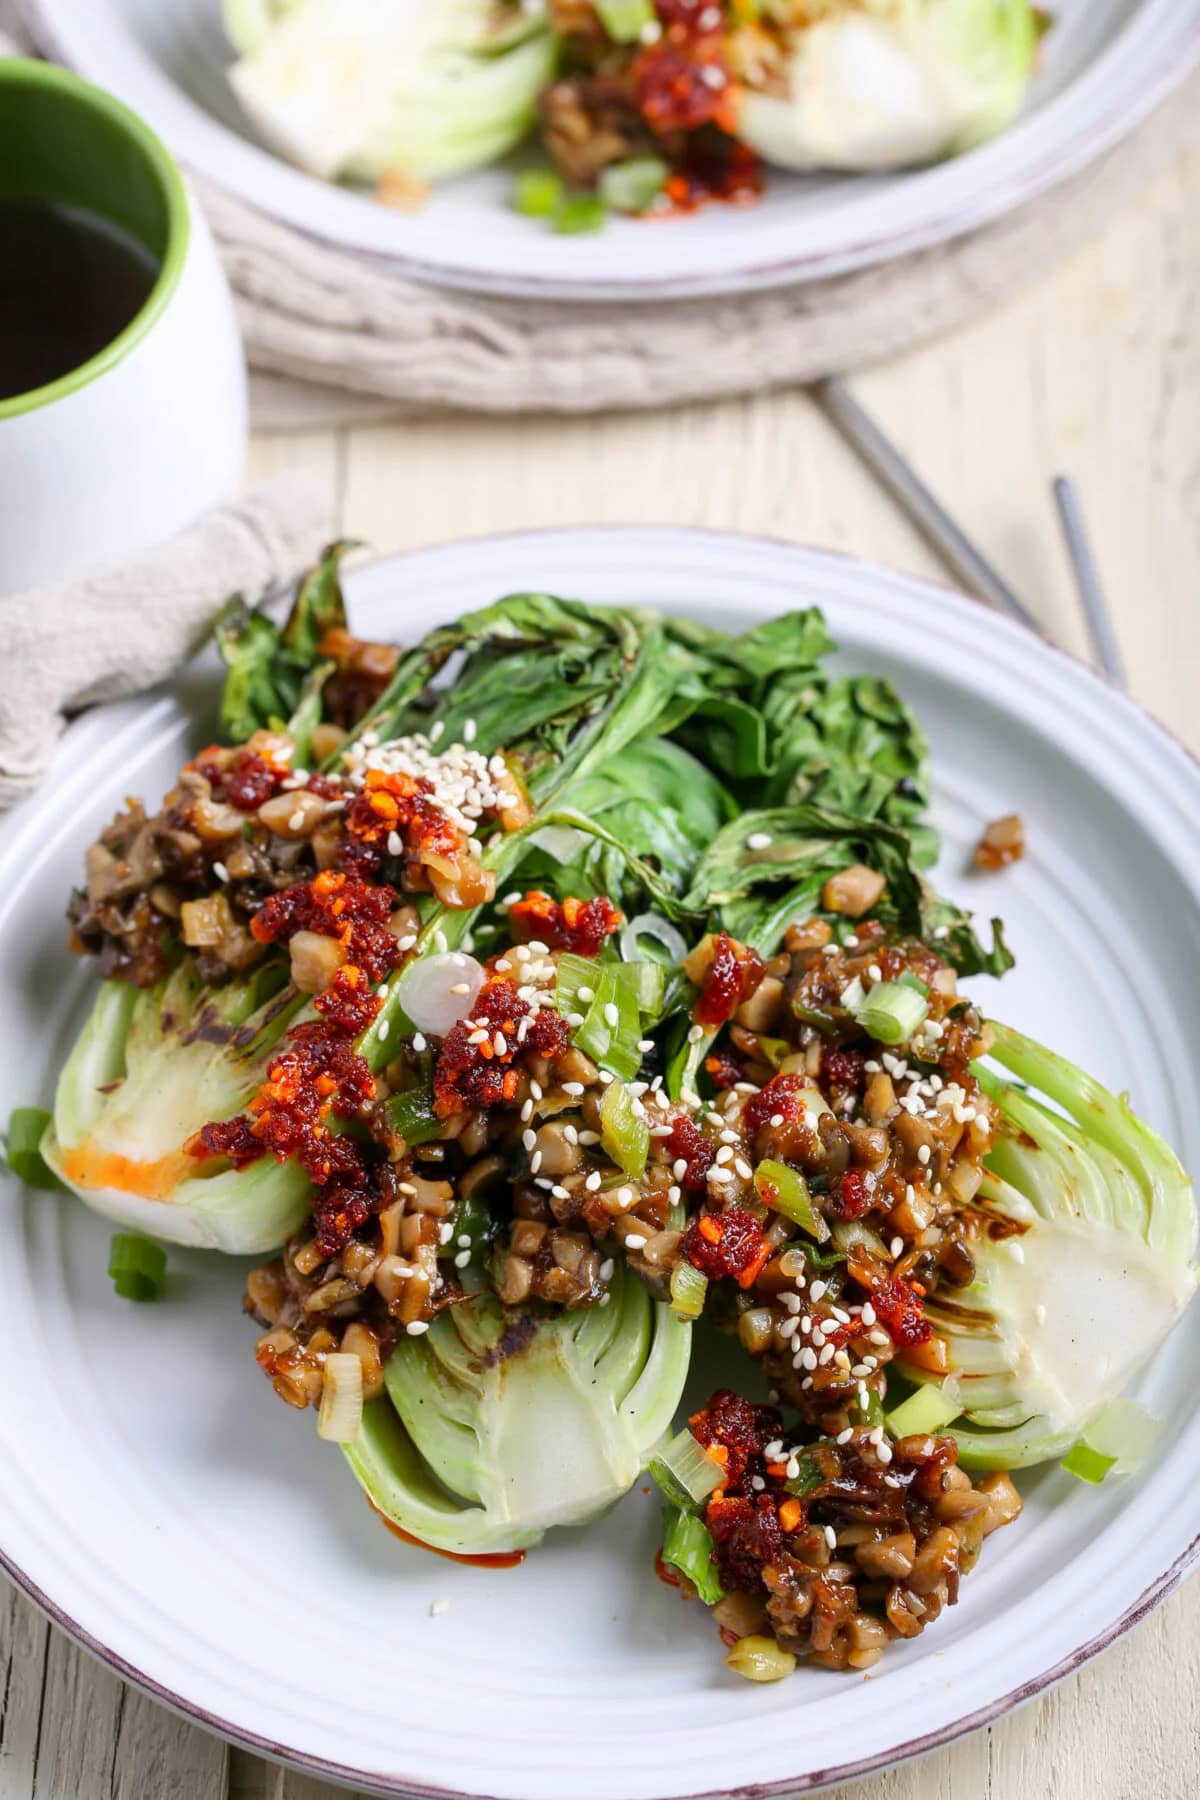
[3,134,1199,1800]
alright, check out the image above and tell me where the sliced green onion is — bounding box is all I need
[1078,1398,1163,1476]
[839,975,866,1013]
[598,156,668,214]
[650,1427,725,1507]
[108,1233,167,1303]
[669,1260,708,1320]
[596,0,656,42]
[601,1080,650,1179]
[897,968,930,998]
[855,979,929,1046]
[317,1352,364,1444]
[5,1107,66,1192]
[784,1449,826,1499]
[661,1506,724,1605]
[386,1085,441,1147]
[553,194,609,236]
[438,1192,496,1262]
[885,1381,962,1438]
[513,168,563,218]
[1061,1441,1117,1485]
[753,1158,829,1242]
[557,954,666,1082]
[851,1387,885,1431]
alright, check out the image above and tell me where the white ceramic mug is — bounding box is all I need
[0,59,247,592]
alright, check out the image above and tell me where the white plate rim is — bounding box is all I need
[2,525,1198,1798]
[16,0,1200,301]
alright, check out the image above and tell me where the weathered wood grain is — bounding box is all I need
[4,136,1196,1800]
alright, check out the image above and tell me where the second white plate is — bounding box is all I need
[19,0,1200,299]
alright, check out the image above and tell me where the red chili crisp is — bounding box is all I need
[508,891,622,958]
[666,1115,715,1194]
[694,932,764,1029]
[681,1209,769,1289]
[251,869,400,985]
[689,1388,781,1494]
[871,1276,932,1347]
[827,1168,876,1221]
[433,978,569,1118]
[223,751,278,813]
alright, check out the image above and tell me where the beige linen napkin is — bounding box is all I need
[0,473,335,810]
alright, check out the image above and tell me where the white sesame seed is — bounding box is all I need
[211,860,229,884]
[463,717,477,743]
[493,1032,507,1056]
[530,1151,542,1174]
[877,1442,894,1465]
[406,1321,430,1336]
[599,1292,611,1307]
[746,831,772,850]
[810,1281,827,1302]
[687,1024,704,1044]
[624,1233,647,1250]
[637,1039,655,1053]
[585,1171,602,1191]
[824,1525,838,1548]
[562,1081,585,1097]
[600,1258,615,1281]
[917,1144,932,1165]
[769,1112,784,1128]
[551,1185,570,1202]
[522,1129,537,1151]
[673,1159,688,1181]
[453,1250,471,1268]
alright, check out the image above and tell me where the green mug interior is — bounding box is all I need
[0,59,190,420]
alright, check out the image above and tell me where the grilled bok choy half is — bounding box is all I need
[349,1263,689,1554]
[735,0,1041,174]
[907,1023,1197,1470]
[224,0,556,186]
[45,585,707,1250]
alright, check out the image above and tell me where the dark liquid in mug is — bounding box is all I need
[0,194,160,401]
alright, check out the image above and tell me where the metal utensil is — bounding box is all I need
[812,377,1128,691]
[1052,474,1128,690]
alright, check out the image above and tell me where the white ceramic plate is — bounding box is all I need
[18,0,1200,300]
[1,529,1198,1799]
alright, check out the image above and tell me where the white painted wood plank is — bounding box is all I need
[0,1581,49,1799]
